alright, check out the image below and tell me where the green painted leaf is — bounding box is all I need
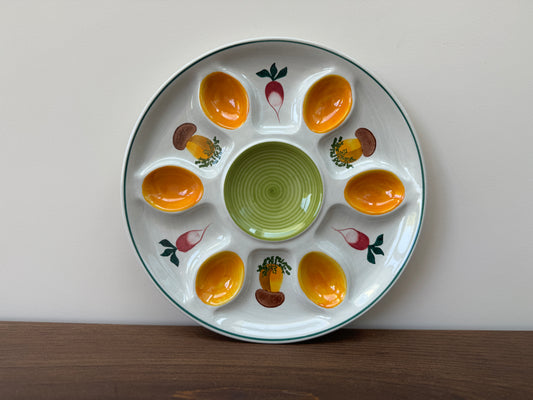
[275,67,287,80]
[270,63,278,79]
[372,247,384,256]
[257,255,292,275]
[170,253,180,267]
[373,234,384,246]
[256,69,270,78]
[159,239,175,249]
[160,248,175,257]
[367,249,376,264]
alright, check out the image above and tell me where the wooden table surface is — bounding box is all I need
[1,322,532,399]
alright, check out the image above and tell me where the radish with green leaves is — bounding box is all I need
[256,63,287,121]
[333,227,385,264]
[159,225,210,267]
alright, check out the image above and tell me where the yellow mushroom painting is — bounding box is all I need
[255,256,292,308]
[173,123,222,168]
[330,127,376,168]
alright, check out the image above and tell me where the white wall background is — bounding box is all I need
[1,0,532,329]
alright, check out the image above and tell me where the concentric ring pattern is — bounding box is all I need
[224,142,323,241]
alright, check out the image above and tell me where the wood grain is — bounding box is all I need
[1,322,532,399]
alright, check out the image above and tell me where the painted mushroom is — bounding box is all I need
[330,127,377,168]
[173,122,221,168]
[255,256,291,308]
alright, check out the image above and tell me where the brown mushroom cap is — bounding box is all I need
[173,123,197,150]
[355,127,376,157]
[255,289,285,308]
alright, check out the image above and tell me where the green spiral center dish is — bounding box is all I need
[224,142,323,241]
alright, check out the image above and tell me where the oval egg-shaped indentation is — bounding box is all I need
[344,169,405,215]
[142,166,203,212]
[195,251,245,306]
[199,71,249,130]
[298,251,347,308]
[303,75,352,134]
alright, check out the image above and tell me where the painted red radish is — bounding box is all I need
[176,225,210,252]
[159,225,210,267]
[333,227,384,264]
[333,227,369,250]
[256,63,287,122]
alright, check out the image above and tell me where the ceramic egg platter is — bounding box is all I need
[122,39,425,343]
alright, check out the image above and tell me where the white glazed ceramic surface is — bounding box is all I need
[122,39,425,343]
